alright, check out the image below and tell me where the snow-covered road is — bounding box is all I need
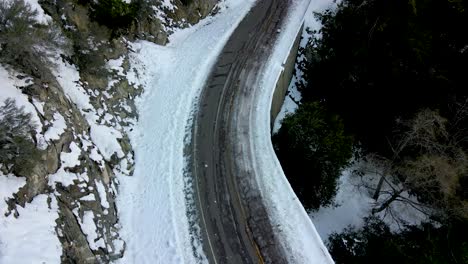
[191,0,292,262]
[116,0,334,263]
[115,1,255,263]
[230,0,335,262]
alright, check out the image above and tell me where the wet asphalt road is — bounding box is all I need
[191,0,291,263]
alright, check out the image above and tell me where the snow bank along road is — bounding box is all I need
[191,0,311,263]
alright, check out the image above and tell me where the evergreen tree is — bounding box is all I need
[0,98,40,176]
[273,102,353,210]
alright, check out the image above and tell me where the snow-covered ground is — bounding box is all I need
[0,66,62,263]
[115,1,256,263]
[0,60,118,261]
[0,186,62,264]
[311,164,429,242]
[1,1,130,260]
[310,169,375,239]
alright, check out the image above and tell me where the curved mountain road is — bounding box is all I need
[191,0,293,263]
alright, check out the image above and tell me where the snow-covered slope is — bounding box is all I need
[115,1,256,263]
[0,66,62,264]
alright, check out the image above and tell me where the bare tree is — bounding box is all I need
[355,107,468,223]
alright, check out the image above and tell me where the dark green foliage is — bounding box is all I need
[328,217,468,264]
[0,0,61,75]
[83,0,140,33]
[301,0,468,261]
[0,99,40,176]
[301,0,468,156]
[273,102,353,211]
[180,0,193,5]
[0,0,37,56]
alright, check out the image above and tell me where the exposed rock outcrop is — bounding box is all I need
[0,0,219,262]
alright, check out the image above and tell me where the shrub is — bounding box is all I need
[0,98,40,176]
[0,0,62,75]
[84,0,139,33]
[273,102,353,211]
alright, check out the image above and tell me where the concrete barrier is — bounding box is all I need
[270,22,304,129]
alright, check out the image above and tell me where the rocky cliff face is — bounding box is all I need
[0,0,218,263]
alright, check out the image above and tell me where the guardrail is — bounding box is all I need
[270,22,304,129]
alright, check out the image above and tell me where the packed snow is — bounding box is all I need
[61,142,82,168]
[44,112,67,142]
[0,179,62,264]
[77,210,105,251]
[90,124,124,160]
[107,56,126,77]
[246,0,335,262]
[49,141,85,187]
[53,59,93,111]
[0,175,26,213]
[115,0,257,263]
[80,193,96,201]
[95,180,110,209]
